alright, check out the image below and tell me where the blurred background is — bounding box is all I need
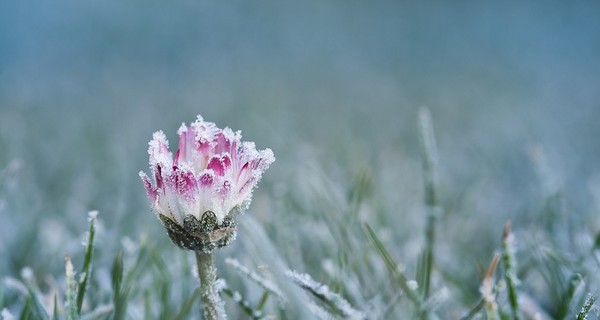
[1,0,600,317]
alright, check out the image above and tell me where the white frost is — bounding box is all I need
[225,258,284,299]
[1,308,14,320]
[214,278,227,292]
[285,269,365,320]
[407,280,419,291]
[88,210,99,221]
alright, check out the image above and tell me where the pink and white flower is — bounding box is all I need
[139,115,274,251]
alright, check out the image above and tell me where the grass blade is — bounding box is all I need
[482,253,500,320]
[256,291,270,311]
[363,223,424,310]
[158,282,171,319]
[20,288,49,320]
[111,252,123,298]
[556,274,583,320]
[576,293,596,320]
[53,294,60,320]
[501,221,520,320]
[418,107,440,213]
[172,289,202,320]
[80,305,113,320]
[0,281,4,311]
[111,251,129,320]
[19,295,34,320]
[224,258,284,300]
[285,269,364,319]
[65,256,78,320]
[123,237,149,289]
[460,299,485,320]
[347,168,372,220]
[77,211,97,314]
[418,107,440,311]
[219,282,263,320]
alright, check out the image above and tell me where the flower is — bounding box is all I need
[139,115,275,252]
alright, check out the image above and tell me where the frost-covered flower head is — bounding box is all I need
[139,115,275,252]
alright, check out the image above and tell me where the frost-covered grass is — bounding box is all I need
[2,1,600,319]
[2,105,599,319]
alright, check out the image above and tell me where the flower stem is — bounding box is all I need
[195,251,226,320]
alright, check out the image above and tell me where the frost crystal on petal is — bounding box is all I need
[139,115,275,252]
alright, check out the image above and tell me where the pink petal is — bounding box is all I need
[219,179,232,197]
[173,149,181,167]
[253,149,275,172]
[196,140,211,155]
[221,154,232,170]
[236,162,250,182]
[191,116,217,154]
[174,168,197,200]
[139,171,158,203]
[248,158,262,170]
[154,164,164,190]
[198,171,215,187]
[207,156,225,176]
[235,158,262,182]
[228,139,238,160]
[237,175,257,196]
[148,131,172,166]
[175,123,196,166]
[213,132,232,154]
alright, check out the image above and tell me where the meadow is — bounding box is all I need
[1,2,600,319]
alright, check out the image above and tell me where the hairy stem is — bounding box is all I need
[195,251,226,320]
